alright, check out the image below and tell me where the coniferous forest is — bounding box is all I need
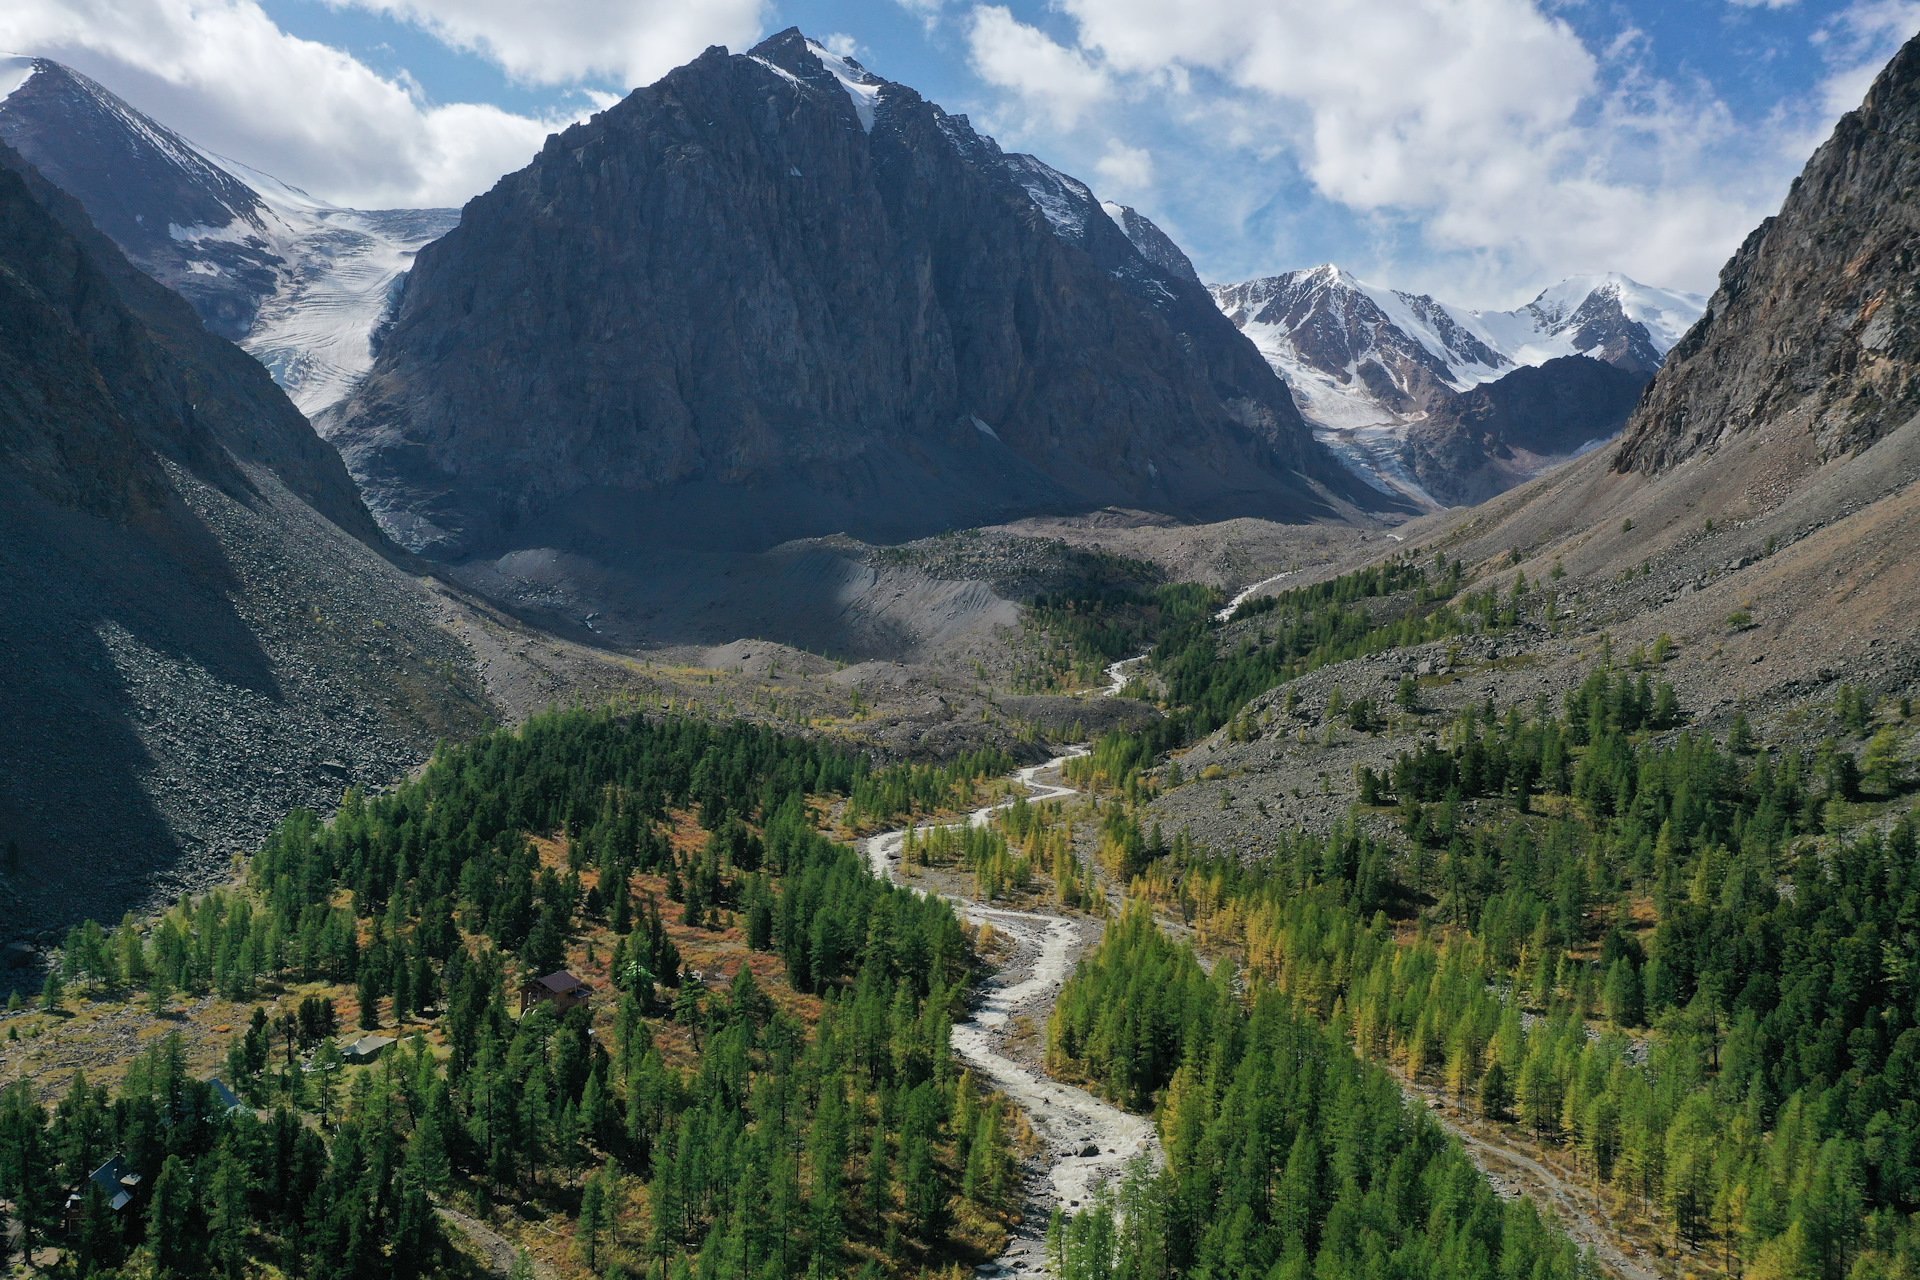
[1045,645,1920,1280]
[8,13,1920,1280]
[1,712,1023,1278]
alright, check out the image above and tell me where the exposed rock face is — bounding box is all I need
[1102,201,1203,289]
[330,30,1365,561]
[1617,32,1920,473]
[988,152,1310,442]
[0,57,283,340]
[1212,265,1700,504]
[0,145,485,938]
[0,57,456,414]
[1214,266,1504,424]
[1400,356,1648,506]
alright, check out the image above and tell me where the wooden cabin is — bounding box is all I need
[520,970,594,1015]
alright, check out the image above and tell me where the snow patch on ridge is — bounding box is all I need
[1002,153,1097,239]
[749,55,808,91]
[0,56,37,103]
[804,38,882,132]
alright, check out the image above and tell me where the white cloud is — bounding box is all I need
[978,0,1817,298]
[820,32,861,59]
[1814,0,1920,119]
[1094,140,1152,191]
[895,0,945,32]
[1727,0,1798,9]
[965,6,1111,130]
[320,0,767,91]
[0,0,591,207]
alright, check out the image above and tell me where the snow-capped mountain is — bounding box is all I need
[1213,265,1704,428]
[0,56,455,416]
[1211,265,1706,505]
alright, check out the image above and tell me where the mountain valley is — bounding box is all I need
[0,16,1917,1280]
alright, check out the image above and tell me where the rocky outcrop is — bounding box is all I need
[329,30,1368,561]
[1616,32,1920,473]
[1402,356,1649,506]
[0,144,486,939]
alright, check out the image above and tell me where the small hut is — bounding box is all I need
[520,970,594,1015]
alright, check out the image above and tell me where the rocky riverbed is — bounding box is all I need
[866,753,1161,1277]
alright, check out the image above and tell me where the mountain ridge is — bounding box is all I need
[1213,264,1704,505]
[328,29,1379,570]
[0,56,456,416]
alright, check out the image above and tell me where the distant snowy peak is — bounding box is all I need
[1211,267,1506,432]
[1511,273,1706,371]
[0,57,277,277]
[1211,263,1706,507]
[1212,265,1705,411]
[0,55,454,414]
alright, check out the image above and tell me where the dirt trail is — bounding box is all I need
[867,752,1160,1277]
[438,1206,556,1279]
[1403,1081,1669,1280]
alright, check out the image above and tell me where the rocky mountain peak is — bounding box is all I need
[0,56,278,338]
[1615,31,1920,473]
[328,33,1363,563]
[746,29,892,133]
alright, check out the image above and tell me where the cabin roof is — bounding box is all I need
[530,970,591,993]
[87,1156,139,1210]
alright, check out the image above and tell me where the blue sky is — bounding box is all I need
[5,0,1913,305]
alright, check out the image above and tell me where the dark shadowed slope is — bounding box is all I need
[0,145,486,941]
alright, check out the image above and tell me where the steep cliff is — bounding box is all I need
[329,31,1366,561]
[1616,33,1920,473]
